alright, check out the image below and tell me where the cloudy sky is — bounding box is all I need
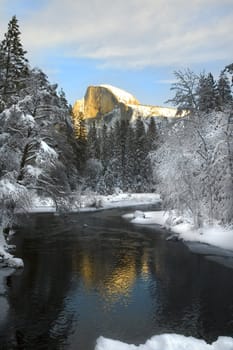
[1,0,233,105]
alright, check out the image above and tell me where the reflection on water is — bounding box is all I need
[0,209,233,349]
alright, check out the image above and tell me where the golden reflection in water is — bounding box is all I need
[102,254,136,304]
[80,254,94,289]
[141,252,149,280]
[78,252,137,305]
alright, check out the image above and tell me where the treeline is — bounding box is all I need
[79,117,158,194]
[167,69,232,113]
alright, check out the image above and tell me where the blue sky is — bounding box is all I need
[1,0,233,106]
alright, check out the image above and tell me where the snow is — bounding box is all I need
[123,210,170,226]
[95,334,233,350]
[0,178,18,194]
[0,132,9,143]
[29,193,161,213]
[0,227,24,268]
[123,210,233,253]
[129,104,179,121]
[35,140,58,166]
[20,113,35,127]
[100,84,139,105]
[40,140,58,158]
[175,224,233,252]
[28,195,56,213]
[26,165,42,178]
[92,193,161,210]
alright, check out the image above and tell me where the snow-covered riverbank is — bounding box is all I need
[123,210,233,254]
[0,227,24,268]
[29,192,161,213]
[95,334,233,350]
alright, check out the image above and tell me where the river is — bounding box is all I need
[0,207,233,349]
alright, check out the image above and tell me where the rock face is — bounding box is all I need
[72,84,182,125]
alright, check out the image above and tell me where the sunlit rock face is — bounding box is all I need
[72,84,182,126]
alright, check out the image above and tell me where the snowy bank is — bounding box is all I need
[0,227,23,268]
[29,193,161,213]
[123,210,233,253]
[95,334,233,350]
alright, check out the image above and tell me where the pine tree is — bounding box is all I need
[124,124,136,191]
[197,73,219,112]
[134,117,150,192]
[100,124,111,168]
[86,122,100,159]
[147,117,158,152]
[217,71,232,107]
[0,16,29,107]
[72,108,87,140]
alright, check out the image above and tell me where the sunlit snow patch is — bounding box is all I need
[95,334,233,350]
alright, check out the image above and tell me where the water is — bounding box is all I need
[1,208,233,349]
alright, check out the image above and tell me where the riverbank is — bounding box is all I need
[123,210,233,253]
[29,192,161,213]
[95,334,233,350]
[0,226,24,268]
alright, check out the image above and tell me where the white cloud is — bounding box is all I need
[8,0,233,68]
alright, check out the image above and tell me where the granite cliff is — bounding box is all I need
[72,84,182,126]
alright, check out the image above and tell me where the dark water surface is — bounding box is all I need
[1,207,233,349]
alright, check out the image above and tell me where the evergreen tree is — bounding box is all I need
[147,117,158,152]
[134,117,150,192]
[86,122,100,159]
[100,124,111,169]
[72,108,87,140]
[111,120,124,189]
[0,16,29,108]
[197,73,219,112]
[124,123,136,191]
[217,71,232,107]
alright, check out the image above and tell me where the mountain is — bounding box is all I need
[72,84,182,126]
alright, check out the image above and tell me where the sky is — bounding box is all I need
[0,0,233,106]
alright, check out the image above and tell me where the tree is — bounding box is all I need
[72,108,87,140]
[0,16,29,108]
[197,73,219,112]
[147,117,158,152]
[217,71,232,107]
[86,122,100,160]
[124,123,136,191]
[166,69,199,114]
[134,117,151,192]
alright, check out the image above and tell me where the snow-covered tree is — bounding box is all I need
[217,71,232,108]
[197,73,219,112]
[155,67,233,227]
[0,16,29,109]
[147,117,158,152]
[124,124,136,191]
[166,69,199,114]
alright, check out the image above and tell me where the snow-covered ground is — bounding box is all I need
[95,334,233,350]
[30,192,161,213]
[123,210,233,253]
